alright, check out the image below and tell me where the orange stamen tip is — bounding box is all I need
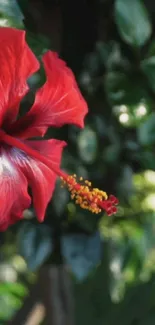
[60,174,119,216]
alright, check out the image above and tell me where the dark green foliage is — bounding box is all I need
[1,0,155,324]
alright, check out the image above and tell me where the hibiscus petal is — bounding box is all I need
[9,51,88,139]
[0,146,31,231]
[0,27,39,126]
[9,139,66,222]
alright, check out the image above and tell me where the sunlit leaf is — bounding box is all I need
[0,282,27,297]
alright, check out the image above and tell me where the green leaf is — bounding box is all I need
[137,151,155,170]
[78,126,98,163]
[104,71,148,106]
[0,283,26,321]
[96,41,130,70]
[141,57,155,91]
[117,165,134,197]
[0,293,22,320]
[17,222,53,271]
[61,232,102,281]
[0,0,24,26]
[103,144,120,164]
[0,282,27,297]
[26,32,50,58]
[105,72,127,104]
[138,112,155,145]
[115,0,152,47]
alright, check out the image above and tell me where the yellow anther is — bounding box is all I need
[60,174,108,214]
[84,180,92,187]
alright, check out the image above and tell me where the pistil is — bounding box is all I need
[1,131,119,216]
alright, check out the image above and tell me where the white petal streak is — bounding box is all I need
[0,147,16,175]
[0,146,30,226]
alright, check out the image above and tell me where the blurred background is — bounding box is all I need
[1,0,155,324]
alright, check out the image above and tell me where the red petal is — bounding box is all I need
[0,147,31,231]
[0,27,39,127]
[10,139,66,221]
[9,51,88,139]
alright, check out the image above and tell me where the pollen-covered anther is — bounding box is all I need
[61,174,118,215]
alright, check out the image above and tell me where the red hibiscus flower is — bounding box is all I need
[0,27,118,231]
